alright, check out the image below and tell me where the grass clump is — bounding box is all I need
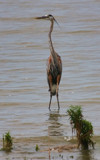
[67,105,94,149]
[2,132,13,151]
[35,144,39,151]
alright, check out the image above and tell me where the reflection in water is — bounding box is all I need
[79,150,94,160]
[48,110,63,136]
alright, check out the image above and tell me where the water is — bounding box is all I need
[0,0,100,159]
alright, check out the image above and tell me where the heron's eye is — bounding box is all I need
[48,14,53,19]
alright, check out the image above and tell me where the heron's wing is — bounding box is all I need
[57,55,62,75]
[46,56,52,89]
[46,55,59,77]
[56,55,62,85]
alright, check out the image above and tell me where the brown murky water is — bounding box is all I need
[0,0,100,159]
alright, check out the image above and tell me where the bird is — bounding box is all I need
[35,14,62,110]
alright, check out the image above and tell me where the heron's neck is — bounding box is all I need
[48,20,54,52]
[48,20,57,61]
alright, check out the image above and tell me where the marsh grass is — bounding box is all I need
[35,144,39,151]
[2,132,13,151]
[67,105,94,149]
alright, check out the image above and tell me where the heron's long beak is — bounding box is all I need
[34,16,47,20]
[35,15,60,28]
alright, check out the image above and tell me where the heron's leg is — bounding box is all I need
[49,93,52,110]
[56,92,60,110]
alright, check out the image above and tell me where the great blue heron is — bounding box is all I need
[35,14,62,110]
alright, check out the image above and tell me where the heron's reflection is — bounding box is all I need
[48,110,63,136]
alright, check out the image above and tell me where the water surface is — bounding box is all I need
[0,0,100,159]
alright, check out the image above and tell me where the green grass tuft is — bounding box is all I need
[67,105,94,149]
[35,144,39,151]
[2,132,13,151]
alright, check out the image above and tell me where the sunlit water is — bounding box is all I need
[0,0,100,159]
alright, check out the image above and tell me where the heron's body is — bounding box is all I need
[47,54,62,96]
[35,14,62,110]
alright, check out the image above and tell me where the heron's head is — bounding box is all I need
[35,14,59,25]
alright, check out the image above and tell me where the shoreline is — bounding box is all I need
[0,136,100,160]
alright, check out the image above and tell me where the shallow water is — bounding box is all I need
[0,0,100,159]
[0,136,100,160]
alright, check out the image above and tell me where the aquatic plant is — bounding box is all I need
[2,132,13,151]
[35,144,39,151]
[67,105,94,149]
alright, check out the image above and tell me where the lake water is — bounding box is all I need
[0,0,100,159]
